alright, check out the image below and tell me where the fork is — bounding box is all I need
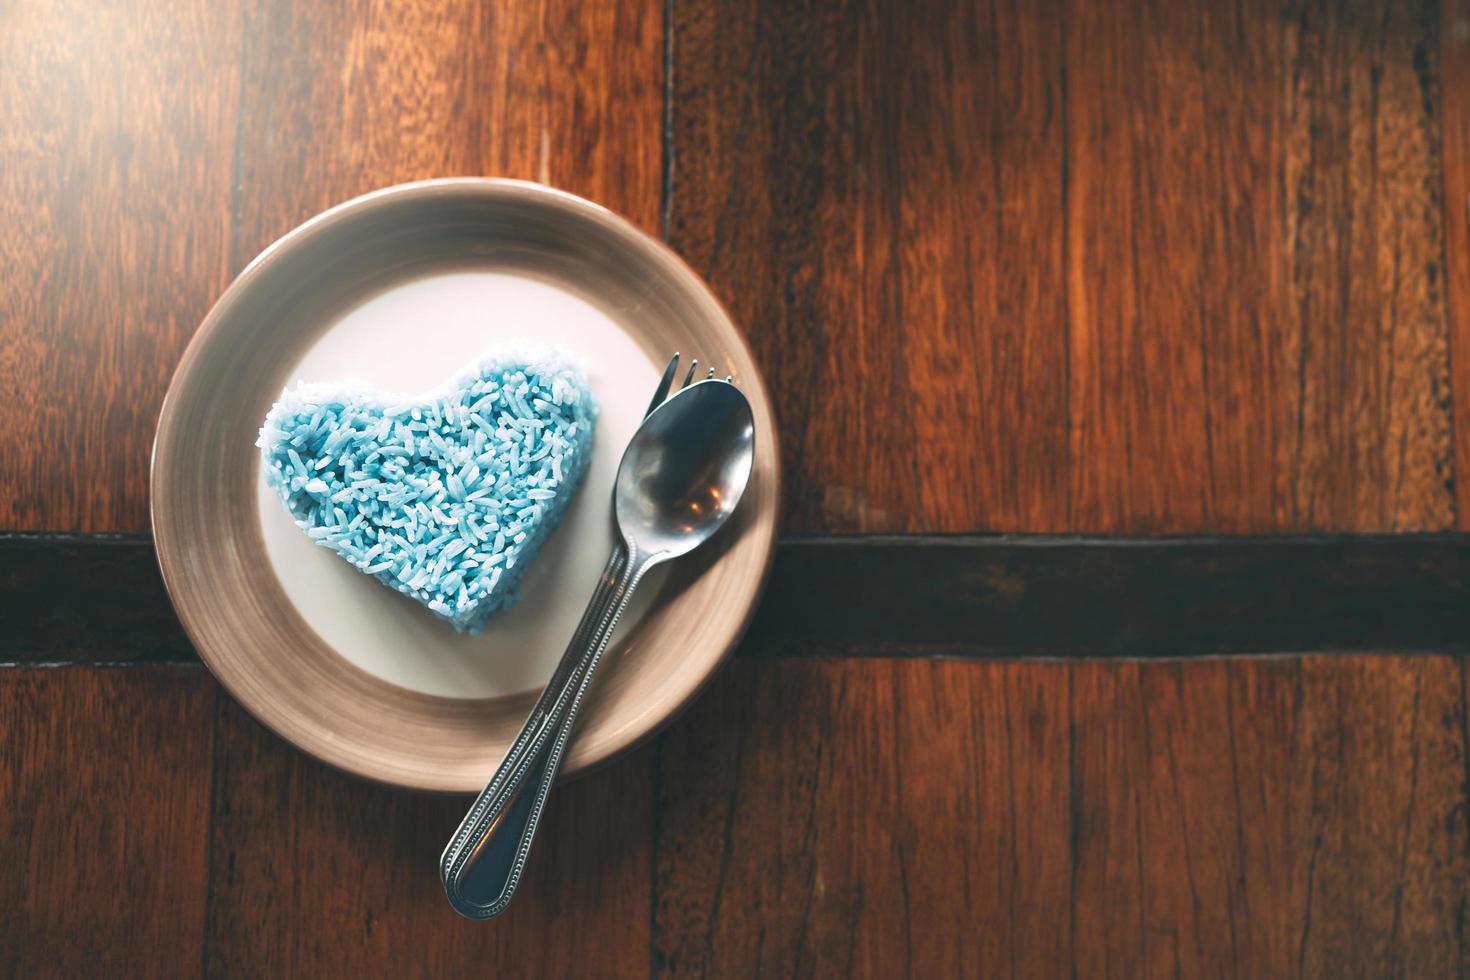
[441,352,728,917]
[561,353,729,659]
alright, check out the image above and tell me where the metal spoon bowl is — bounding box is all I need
[616,379,755,559]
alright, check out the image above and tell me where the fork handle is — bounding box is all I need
[440,542,658,919]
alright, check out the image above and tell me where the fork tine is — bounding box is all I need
[682,359,698,389]
[645,353,680,418]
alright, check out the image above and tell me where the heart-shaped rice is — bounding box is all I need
[257,344,596,633]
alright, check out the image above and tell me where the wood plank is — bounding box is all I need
[234,0,663,268]
[1270,0,1450,533]
[16,532,1470,663]
[670,0,1452,534]
[669,0,1066,534]
[747,535,1470,658]
[654,657,1470,977]
[204,697,655,978]
[1444,0,1470,528]
[0,666,215,977]
[1062,0,1217,533]
[1285,657,1469,976]
[0,534,194,663]
[0,0,241,533]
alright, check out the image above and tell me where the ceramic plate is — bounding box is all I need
[152,179,779,792]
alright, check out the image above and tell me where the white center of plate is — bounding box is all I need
[256,270,662,699]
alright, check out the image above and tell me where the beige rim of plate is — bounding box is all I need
[151,179,780,793]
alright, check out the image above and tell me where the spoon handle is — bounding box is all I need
[441,542,657,918]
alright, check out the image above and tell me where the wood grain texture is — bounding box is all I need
[204,697,655,978]
[1271,0,1450,534]
[0,667,214,977]
[2,656,1466,975]
[654,656,1470,978]
[1445,0,1470,528]
[669,0,1067,534]
[0,0,240,532]
[234,0,663,268]
[0,0,1451,537]
[671,0,1452,534]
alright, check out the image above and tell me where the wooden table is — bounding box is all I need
[5,0,1470,975]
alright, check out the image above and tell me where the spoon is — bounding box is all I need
[441,377,756,919]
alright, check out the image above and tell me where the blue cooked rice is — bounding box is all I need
[257,344,596,633]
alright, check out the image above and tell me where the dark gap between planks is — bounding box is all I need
[2,532,1469,664]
